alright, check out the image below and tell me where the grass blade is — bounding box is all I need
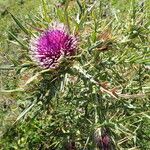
[8,31,28,50]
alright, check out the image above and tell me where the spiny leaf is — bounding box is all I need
[24,68,51,86]
[10,12,29,35]
[41,0,50,22]
[0,88,24,93]
[76,0,83,18]
[14,99,37,123]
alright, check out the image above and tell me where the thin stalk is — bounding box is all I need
[64,0,70,33]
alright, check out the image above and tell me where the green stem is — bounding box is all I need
[73,63,118,99]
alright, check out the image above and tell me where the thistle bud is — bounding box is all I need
[94,127,112,150]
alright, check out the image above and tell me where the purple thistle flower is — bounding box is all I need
[30,22,77,69]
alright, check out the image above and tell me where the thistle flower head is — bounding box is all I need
[30,22,77,69]
[94,127,111,150]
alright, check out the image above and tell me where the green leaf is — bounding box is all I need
[10,12,29,35]
[0,88,24,93]
[24,68,51,86]
[8,31,28,50]
[41,0,50,22]
[14,99,37,123]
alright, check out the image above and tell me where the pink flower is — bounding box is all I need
[30,22,77,69]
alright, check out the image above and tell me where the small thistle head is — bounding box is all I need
[30,22,77,69]
[94,127,112,150]
[64,139,76,150]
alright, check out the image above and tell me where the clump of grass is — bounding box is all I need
[0,0,150,149]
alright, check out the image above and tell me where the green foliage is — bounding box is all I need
[0,0,150,149]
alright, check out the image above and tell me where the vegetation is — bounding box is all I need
[0,0,150,149]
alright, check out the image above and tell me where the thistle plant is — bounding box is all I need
[0,0,150,150]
